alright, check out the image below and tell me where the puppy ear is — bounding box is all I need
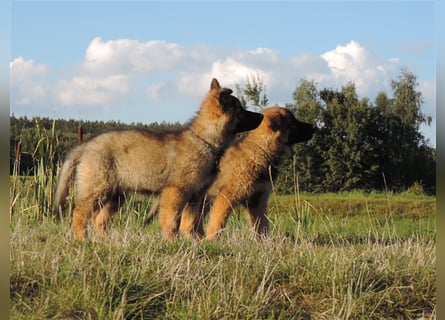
[221,88,233,95]
[219,89,235,111]
[210,78,221,90]
[269,114,282,132]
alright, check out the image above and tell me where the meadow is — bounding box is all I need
[10,171,436,319]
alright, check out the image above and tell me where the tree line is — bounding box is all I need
[236,69,435,195]
[10,69,435,194]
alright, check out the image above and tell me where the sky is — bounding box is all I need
[10,1,436,146]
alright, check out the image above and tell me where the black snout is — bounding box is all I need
[289,120,315,144]
[235,110,264,133]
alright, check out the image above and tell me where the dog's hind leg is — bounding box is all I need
[72,203,93,240]
[245,193,269,237]
[179,195,206,239]
[94,195,120,238]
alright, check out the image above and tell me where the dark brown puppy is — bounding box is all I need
[53,79,263,241]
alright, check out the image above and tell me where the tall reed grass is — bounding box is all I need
[10,118,59,222]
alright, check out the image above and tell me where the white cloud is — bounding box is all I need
[56,74,130,106]
[10,57,49,106]
[170,40,402,105]
[10,56,48,82]
[320,40,399,96]
[11,39,421,121]
[83,37,188,75]
[145,82,182,102]
[51,37,219,107]
[236,48,280,67]
[212,57,257,81]
[175,55,274,100]
[11,38,435,145]
[290,54,329,73]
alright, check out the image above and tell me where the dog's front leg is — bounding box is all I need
[158,186,188,241]
[205,195,233,240]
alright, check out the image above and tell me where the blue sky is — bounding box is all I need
[10,1,436,146]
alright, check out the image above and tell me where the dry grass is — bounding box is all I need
[10,117,436,319]
[10,191,436,319]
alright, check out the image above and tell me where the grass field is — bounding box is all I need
[10,173,436,319]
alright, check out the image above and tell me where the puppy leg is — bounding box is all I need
[179,195,206,239]
[72,202,93,240]
[143,198,160,227]
[93,196,120,238]
[158,186,188,241]
[246,192,270,236]
[205,195,233,240]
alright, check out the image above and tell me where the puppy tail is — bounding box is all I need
[143,199,160,227]
[52,145,83,219]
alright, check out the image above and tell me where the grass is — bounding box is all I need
[9,117,436,319]
[266,192,435,245]
[9,122,436,319]
[10,186,436,319]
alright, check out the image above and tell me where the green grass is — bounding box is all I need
[265,192,435,245]
[10,188,436,319]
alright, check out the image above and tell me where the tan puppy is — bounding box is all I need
[53,79,263,240]
[204,106,314,239]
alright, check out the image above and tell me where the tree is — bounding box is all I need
[318,84,379,191]
[235,73,269,111]
[371,69,433,191]
[281,70,435,194]
[390,68,431,128]
[287,79,327,193]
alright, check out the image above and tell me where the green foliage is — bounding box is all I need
[235,73,269,111]
[403,181,427,196]
[390,68,431,128]
[275,70,435,195]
